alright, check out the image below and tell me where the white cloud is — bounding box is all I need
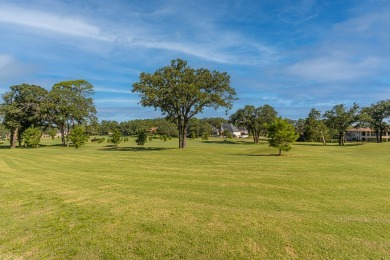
[0,4,111,41]
[286,56,382,82]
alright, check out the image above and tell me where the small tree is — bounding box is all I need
[110,129,123,148]
[268,118,299,156]
[69,126,89,149]
[136,130,148,146]
[48,128,57,140]
[23,126,42,148]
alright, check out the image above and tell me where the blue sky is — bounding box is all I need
[1,0,389,121]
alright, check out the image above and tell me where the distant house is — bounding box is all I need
[345,127,390,142]
[220,123,248,138]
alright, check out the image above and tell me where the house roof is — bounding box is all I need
[221,123,240,133]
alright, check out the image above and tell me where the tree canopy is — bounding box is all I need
[230,104,278,144]
[268,117,299,155]
[360,100,390,143]
[132,59,236,148]
[324,103,359,146]
[46,80,96,146]
[0,84,48,148]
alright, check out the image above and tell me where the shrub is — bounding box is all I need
[110,129,123,148]
[97,138,105,143]
[23,126,42,148]
[69,126,89,149]
[202,132,209,140]
[91,137,99,142]
[136,130,148,146]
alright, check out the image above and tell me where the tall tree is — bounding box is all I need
[132,59,236,148]
[46,80,96,146]
[360,100,390,143]
[324,103,359,146]
[230,104,278,144]
[268,117,299,156]
[304,108,329,145]
[0,84,48,148]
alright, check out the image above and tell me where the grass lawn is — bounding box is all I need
[0,137,389,259]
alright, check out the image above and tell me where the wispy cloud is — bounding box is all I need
[286,56,382,82]
[0,4,111,41]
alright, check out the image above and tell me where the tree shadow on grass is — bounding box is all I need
[294,142,364,147]
[99,146,173,152]
[202,140,255,145]
[230,153,282,157]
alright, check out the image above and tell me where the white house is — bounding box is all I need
[345,127,389,142]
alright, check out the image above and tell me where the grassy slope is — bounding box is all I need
[0,138,389,259]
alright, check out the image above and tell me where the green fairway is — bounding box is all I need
[0,138,389,259]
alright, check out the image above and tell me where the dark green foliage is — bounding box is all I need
[268,118,299,155]
[22,126,42,148]
[160,135,168,142]
[48,128,57,140]
[47,80,96,146]
[223,130,232,139]
[148,135,153,141]
[202,132,209,140]
[123,137,129,142]
[324,103,359,146]
[136,130,148,146]
[1,84,48,148]
[359,100,390,143]
[69,126,89,149]
[132,58,236,148]
[110,129,122,148]
[303,108,329,145]
[230,104,278,144]
[97,138,105,143]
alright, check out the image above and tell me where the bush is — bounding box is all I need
[110,129,123,148]
[136,130,148,146]
[97,138,105,143]
[202,132,209,140]
[23,126,42,148]
[160,135,168,142]
[148,135,153,142]
[69,126,89,149]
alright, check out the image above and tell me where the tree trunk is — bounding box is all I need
[10,127,18,149]
[320,130,326,146]
[338,132,343,146]
[375,130,379,143]
[60,127,66,146]
[379,129,383,143]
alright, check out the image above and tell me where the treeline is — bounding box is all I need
[0,81,96,148]
[292,101,390,145]
[1,81,389,149]
[93,117,227,138]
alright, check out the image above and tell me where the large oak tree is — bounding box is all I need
[132,59,236,148]
[46,80,96,146]
[0,84,48,148]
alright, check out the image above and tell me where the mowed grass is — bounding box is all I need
[0,137,389,259]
